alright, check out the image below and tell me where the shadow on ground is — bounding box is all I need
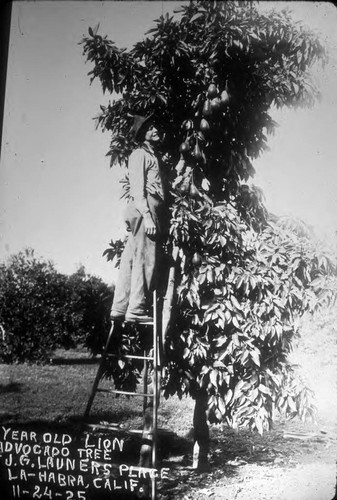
[0,418,205,500]
[0,382,24,394]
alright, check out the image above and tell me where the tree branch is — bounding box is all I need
[162,245,179,346]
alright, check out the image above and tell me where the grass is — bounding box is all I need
[0,347,195,438]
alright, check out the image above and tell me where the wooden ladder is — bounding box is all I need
[83,290,160,500]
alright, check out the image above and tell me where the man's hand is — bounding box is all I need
[144,215,157,236]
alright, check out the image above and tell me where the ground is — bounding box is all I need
[0,309,336,500]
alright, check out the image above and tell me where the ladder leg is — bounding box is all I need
[143,349,148,413]
[84,322,115,419]
[139,290,160,499]
[152,289,159,500]
[152,289,158,468]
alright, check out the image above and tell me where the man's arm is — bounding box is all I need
[128,149,156,236]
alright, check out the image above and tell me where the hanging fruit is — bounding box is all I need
[193,140,203,161]
[202,99,212,118]
[220,89,230,105]
[178,178,191,195]
[189,169,202,198]
[183,119,194,131]
[207,83,218,99]
[210,97,221,112]
[200,118,210,133]
[190,182,201,199]
[179,141,191,155]
[192,252,202,266]
[175,165,193,195]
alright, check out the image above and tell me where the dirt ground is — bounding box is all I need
[158,416,336,500]
[158,310,337,500]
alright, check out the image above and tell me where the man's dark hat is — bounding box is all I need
[131,114,153,141]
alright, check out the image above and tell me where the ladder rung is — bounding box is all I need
[84,423,124,430]
[126,321,154,326]
[97,388,154,398]
[107,354,154,361]
[83,424,153,435]
[128,429,153,435]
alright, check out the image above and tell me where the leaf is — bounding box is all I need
[296,50,302,64]
[218,397,227,415]
[225,389,233,405]
[255,416,264,435]
[233,380,245,401]
[293,82,299,93]
[231,295,241,310]
[190,13,204,23]
[210,369,218,387]
[154,93,166,106]
[232,316,240,329]
[93,23,100,36]
[219,235,227,247]
[249,388,259,402]
[259,384,271,395]
[250,349,260,367]
[287,396,297,413]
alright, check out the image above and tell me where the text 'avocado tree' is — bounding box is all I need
[81,1,335,469]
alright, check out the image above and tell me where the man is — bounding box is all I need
[110,115,167,324]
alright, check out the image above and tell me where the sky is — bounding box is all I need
[1,1,337,284]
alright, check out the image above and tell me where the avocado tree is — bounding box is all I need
[81,1,335,468]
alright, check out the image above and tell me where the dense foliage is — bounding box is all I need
[165,210,336,430]
[0,249,113,363]
[81,0,334,435]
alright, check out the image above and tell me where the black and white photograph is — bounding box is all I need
[0,1,337,499]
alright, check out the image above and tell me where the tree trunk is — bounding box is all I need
[161,246,179,347]
[193,391,210,471]
[138,361,161,468]
[139,405,153,468]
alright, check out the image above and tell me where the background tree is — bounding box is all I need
[70,266,114,356]
[0,249,113,363]
[0,249,74,362]
[81,1,335,469]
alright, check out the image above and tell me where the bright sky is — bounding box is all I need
[1,1,337,283]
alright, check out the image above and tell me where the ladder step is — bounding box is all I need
[128,429,152,435]
[97,388,154,398]
[84,423,124,430]
[83,423,153,435]
[106,354,154,361]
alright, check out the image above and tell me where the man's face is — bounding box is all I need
[144,124,161,144]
